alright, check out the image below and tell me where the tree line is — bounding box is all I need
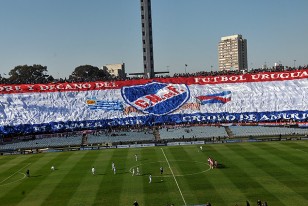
[0,64,111,84]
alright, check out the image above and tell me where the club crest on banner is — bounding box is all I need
[121,82,190,115]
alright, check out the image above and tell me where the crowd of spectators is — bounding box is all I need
[172,65,307,78]
[1,65,307,85]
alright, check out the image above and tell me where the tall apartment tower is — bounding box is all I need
[218,34,248,71]
[140,0,155,78]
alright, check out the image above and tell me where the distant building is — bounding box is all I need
[102,63,126,79]
[218,34,248,71]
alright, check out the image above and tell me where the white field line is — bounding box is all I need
[0,172,26,187]
[161,148,187,206]
[295,149,307,153]
[0,163,31,184]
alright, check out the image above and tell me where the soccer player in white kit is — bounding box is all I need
[132,168,135,176]
[136,166,140,175]
[149,174,152,183]
[51,165,55,171]
[113,166,116,174]
[135,154,138,161]
[92,167,95,175]
[112,162,115,170]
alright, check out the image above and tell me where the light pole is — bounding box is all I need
[211,65,213,72]
[185,64,187,73]
[294,60,296,68]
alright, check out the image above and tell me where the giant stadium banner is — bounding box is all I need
[1,69,308,135]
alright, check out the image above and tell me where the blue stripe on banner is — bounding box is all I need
[1,110,308,135]
[205,91,231,97]
[200,99,227,104]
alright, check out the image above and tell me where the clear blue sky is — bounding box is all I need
[1,0,307,78]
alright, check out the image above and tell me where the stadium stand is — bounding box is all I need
[1,125,308,152]
[86,130,154,144]
[229,126,308,137]
[159,126,228,140]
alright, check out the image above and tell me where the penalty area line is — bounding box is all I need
[161,148,187,206]
[0,163,31,185]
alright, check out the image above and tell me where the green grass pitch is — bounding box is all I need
[1,141,308,206]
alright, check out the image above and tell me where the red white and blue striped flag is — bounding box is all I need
[196,91,231,104]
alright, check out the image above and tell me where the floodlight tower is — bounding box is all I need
[140,0,155,78]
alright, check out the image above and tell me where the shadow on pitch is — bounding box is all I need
[29,175,42,178]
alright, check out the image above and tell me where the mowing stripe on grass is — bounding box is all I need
[118,148,144,205]
[0,155,19,169]
[246,143,308,202]
[209,144,285,205]
[142,147,175,206]
[161,148,187,206]
[204,144,257,205]
[40,151,90,206]
[0,154,38,186]
[67,150,106,206]
[16,152,75,206]
[227,143,308,205]
[170,146,226,205]
[0,153,48,205]
[282,141,308,154]
[0,162,30,185]
[254,143,308,174]
[182,146,232,205]
[92,148,129,205]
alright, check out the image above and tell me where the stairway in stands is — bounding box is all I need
[152,127,160,141]
[224,126,234,138]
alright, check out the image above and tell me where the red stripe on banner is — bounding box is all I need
[1,69,308,94]
[197,96,231,103]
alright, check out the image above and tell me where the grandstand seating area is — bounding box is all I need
[0,130,155,151]
[86,131,154,145]
[229,126,308,137]
[159,126,228,139]
[1,126,308,152]
[0,136,82,151]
